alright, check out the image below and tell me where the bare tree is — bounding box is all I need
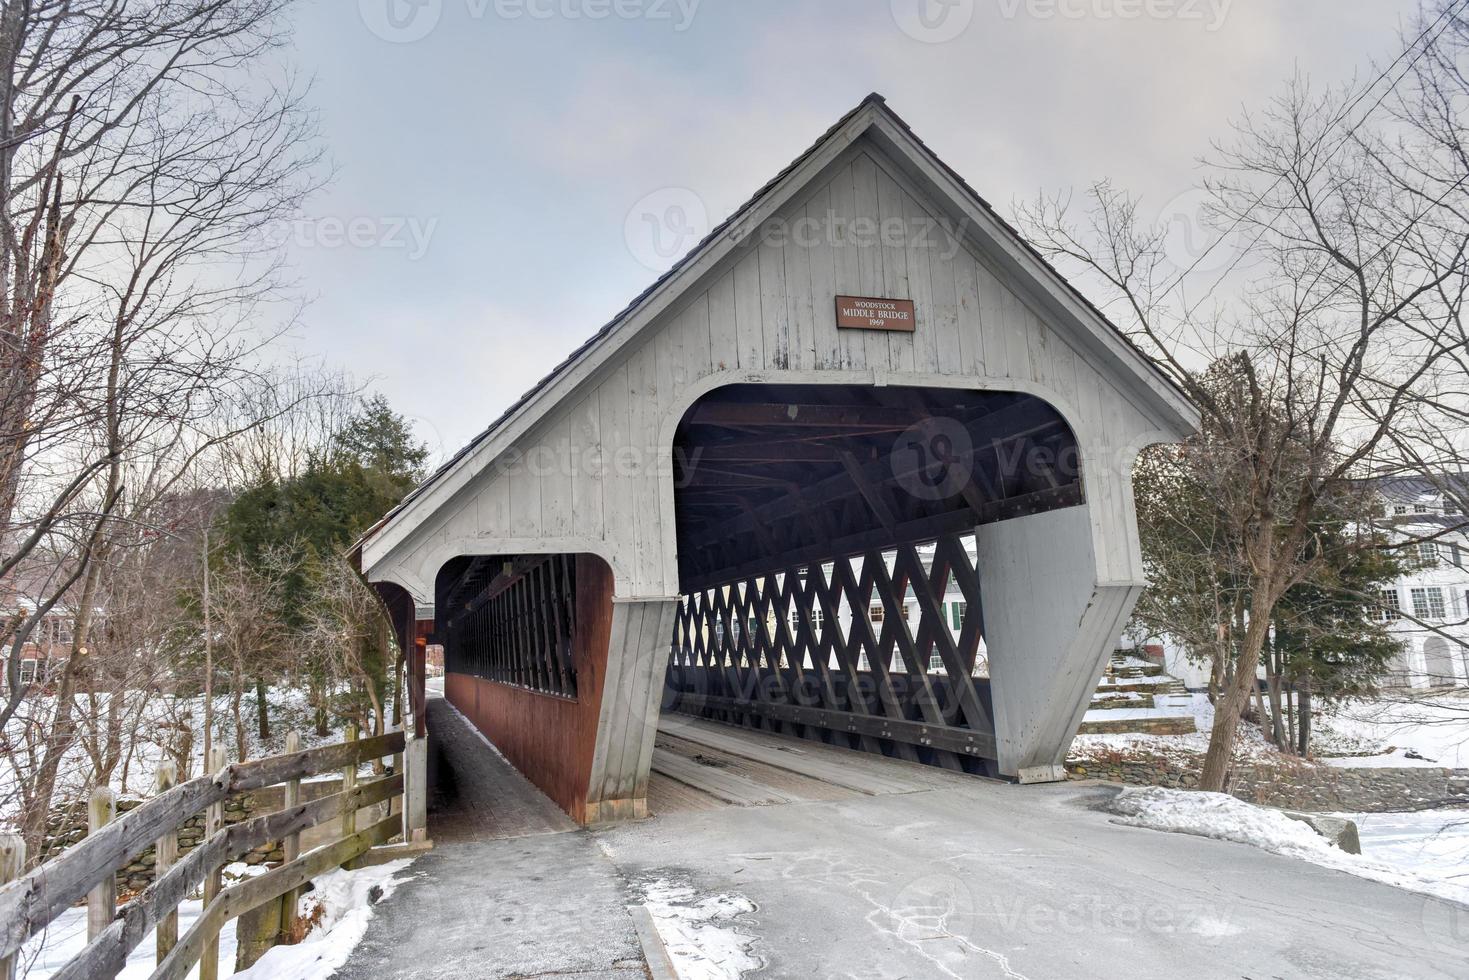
[0,1,324,857]
[204,550,292,763]
[302,555,396,742]
[1016,9,1469,790]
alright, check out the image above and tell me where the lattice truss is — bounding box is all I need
[442,554,579,698]
[666,531,997,774]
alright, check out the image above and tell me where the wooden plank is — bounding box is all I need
[86,789,118,943]
[649,749,795,806]
[225,732,405,793]
[280,734,301,945]
[851,153,890,369]
[954,252,985,376]
[828,163,865,370]
[875,167,915,374]
[59,774,404,980]
[0,774,225,962]
[199,747,226,980]
[657,717,937,796]
[672,694,997,761]
[758,230,791,370]
[570,394,605,541]
[732,250,764,372]
[153,763,179,964]
[783,191,816,372]
[149,816,401,980]
[539,416,575,538]
[706,269,738,372]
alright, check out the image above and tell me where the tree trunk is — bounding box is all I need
[255,676,270,742]
[1200,586,1276,792]
[231,675,246,762]
[1297,681,1313,756]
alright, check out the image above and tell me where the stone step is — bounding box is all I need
[1096,679,1187,695]
[1109,665,1166,679]
[1089,694,1157,710]
[1078,715,1197,736]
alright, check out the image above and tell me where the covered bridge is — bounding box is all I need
[358,94,1198,827]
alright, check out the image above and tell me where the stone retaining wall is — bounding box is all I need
[1067,756,1469,812]
[41,777,344,895]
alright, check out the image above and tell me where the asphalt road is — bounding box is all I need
[599,779,1468,979]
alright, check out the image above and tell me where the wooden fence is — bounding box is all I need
[0,725,430,980]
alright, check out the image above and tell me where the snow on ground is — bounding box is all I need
[1071,694,1275,766]
[235,859,419,980]
[1107,787,1469,906]
[1318,691,1469,768]
[18,859,417,979]
[1345,810,1469,890]
[21,899,238,979]
[636,878,762,980]
[1321,748,1444,769]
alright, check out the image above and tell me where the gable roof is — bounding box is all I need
[357,94,1200,567]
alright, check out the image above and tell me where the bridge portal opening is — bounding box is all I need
[664,384,1083,776]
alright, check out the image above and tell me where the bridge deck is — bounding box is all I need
[337,699,1467,979]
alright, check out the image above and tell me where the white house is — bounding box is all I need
[1373,475,1469,689]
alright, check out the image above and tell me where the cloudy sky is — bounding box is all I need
[282,0,1422,460]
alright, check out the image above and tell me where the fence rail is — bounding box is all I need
[0,726,430,980]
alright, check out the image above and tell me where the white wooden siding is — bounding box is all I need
[370,139,1171,602]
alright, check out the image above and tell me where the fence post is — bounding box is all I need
[86,788,118,941]
[404,733,428,844]
[200,745,227,980]
[154,760,179,963]
[0,836,24,980]
[281,731,302,943]
[341,724,358,869]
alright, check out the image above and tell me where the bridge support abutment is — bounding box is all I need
[977,504,1145,782]
[584,598,678,826]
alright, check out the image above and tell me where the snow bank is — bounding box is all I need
[20,859,417,979]
[234,859,418,980]
[636,878,762,980]
[1107,787,1469,906]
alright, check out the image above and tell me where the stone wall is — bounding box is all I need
[41,777,345,895]
[1067,755,1469,812]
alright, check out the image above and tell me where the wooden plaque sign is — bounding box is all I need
[835,296,916,332]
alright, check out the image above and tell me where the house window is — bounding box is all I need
[1376,590,1401,622]
[950,601,967,631]
[869,604,884,625]
[19,659,36,685]
[1411,587,1447,620]
[1415,503,1431,514]
[1394,505,1409,516]
[1417,541,1439,564]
